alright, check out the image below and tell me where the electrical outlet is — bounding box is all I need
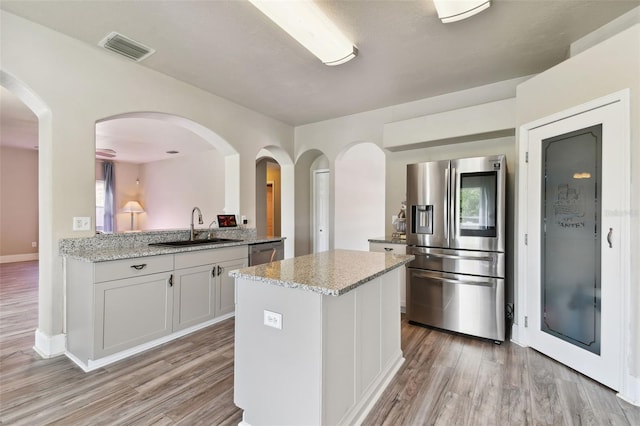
[73,217,91,231]
[31,242,37,248]
[263,310,282,330]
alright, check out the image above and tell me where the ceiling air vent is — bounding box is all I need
[98,32,155,62]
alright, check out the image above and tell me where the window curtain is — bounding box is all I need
[103,161,115,233]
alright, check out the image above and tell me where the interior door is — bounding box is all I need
[524,95,627,390]
[313,169,330,253]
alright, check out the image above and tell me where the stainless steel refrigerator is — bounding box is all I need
[406,155,506,342]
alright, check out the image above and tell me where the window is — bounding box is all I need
[96,180,105,232]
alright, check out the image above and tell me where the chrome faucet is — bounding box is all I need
[207,219,217,239]
[190,207,203,241]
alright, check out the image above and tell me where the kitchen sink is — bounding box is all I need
[149,238,243,247]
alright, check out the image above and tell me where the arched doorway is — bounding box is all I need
[255,157,281,238]
[256,146,294,258]
[295,149,329,256]
[1,70,61,357]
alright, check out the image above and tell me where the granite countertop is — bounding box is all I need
[59,229,283,262]
[368,235,407,245]
[229,249,414,296]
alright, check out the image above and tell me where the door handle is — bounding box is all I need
[607,227,613,248]
[384,247,394,252]
[168,274,173,287]
[425,252,494,262]
[212,267,216,278]
[411,271,495,288]
[130,264,147,270]
[217,265,223,276]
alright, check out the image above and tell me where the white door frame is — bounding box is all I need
[516,89,636,403]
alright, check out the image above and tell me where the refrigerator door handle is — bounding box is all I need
[412,271,495,288]
[444,166,449,243]
[424,252,495,262]
[450,167,456,242]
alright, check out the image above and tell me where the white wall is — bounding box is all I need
[516,24,640,384]
[0,146,38,259]
[295,77,524,259]
[140,150,225,230]
[334,143,385,250]
[1,10,293,352]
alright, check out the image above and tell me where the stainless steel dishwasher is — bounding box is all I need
[248,240,284,266]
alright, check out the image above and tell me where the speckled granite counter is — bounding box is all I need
[230,249,413,296]
[59,229,283,262]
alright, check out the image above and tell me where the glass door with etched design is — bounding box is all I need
[541,125,601,355]
[524,93,627,392]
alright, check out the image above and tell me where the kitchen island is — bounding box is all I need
[230,249,414,426]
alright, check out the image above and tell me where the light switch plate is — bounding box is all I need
[73,217,91,231]
[263,310,282,330]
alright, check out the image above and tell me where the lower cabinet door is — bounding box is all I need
[216,258,247,316]
[173,264,216,331]
[94,273,173,358]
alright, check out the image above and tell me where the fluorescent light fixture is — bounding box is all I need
[433,0,490,23]
[248,0,357,66]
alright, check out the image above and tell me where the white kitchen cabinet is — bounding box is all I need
[172,264,216,331]
[66,254,174,365]
[95,272,174,359]
[173,246,246,331]
[369,241,407,310]
[216,257,247,316]
[65,246,247,371]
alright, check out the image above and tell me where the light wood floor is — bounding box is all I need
[1,261,639,425]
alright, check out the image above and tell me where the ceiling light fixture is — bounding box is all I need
[433,0,490,23]
[248,0,357,66]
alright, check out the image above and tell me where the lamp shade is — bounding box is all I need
[433,0,490,23]
[122,200,144,213]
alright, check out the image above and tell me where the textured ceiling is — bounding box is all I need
[1,0,638,162]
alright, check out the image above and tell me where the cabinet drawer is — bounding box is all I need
[174,246,247,269]
[369,242,406,254]
[94,255,174,283]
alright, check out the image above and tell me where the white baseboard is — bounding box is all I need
[67,312,235,372]
[510,322,527,347]
[1,253,38,264]
[618,374,640,407]
[33,329,66,358]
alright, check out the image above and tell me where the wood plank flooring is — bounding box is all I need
[1,261,639,425]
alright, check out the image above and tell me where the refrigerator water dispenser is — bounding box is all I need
[411,205,433,234]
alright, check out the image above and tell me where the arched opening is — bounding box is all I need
[256,146,294,258]
[1,70,61,357]
[295,149,330,256]
[255,157,281,238]
[334,142,386,250]
[95,112,240,232]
